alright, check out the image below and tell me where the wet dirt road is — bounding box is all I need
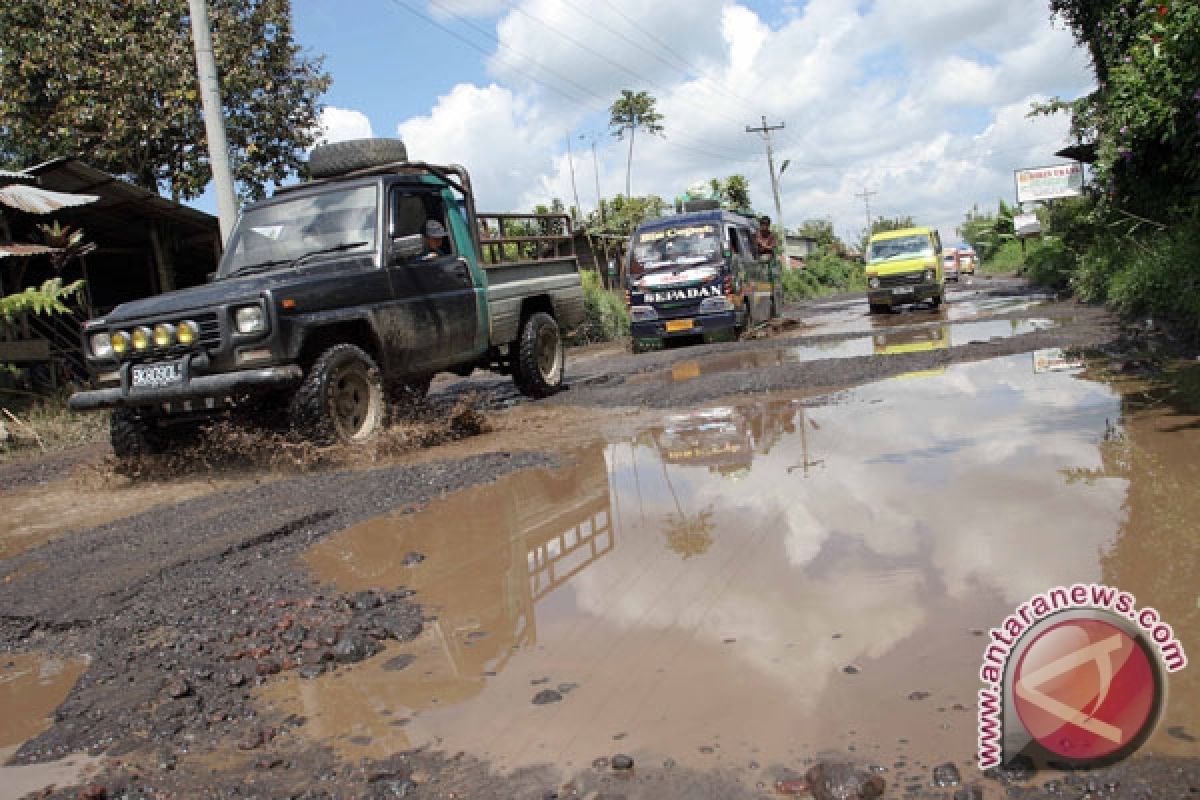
[1,277,1198,799]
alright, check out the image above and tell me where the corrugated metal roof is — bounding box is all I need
[0,243,59,259]
[0,184,99,214]
[24,158,217,231]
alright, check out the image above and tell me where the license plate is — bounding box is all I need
[131,361,183,389]
[892,286,915,295]
[665,319,694,332]
[672,361,702,381]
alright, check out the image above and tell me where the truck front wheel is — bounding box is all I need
[110,409,164,458]
[290,344,386,444]
[513,312,564,398]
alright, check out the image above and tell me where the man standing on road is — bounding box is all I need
[755,215,778,258]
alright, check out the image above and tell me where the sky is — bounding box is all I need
[203,0,1098,246]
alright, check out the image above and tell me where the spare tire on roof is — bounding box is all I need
[308,138,409,179]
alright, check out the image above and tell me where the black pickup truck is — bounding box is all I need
[69,139,585,455]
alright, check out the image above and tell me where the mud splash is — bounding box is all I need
[88,394,492,485]
[262,352,1200,789]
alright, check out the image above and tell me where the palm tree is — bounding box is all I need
[608,90,664,198]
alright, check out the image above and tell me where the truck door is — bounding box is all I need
[385,187,480,371]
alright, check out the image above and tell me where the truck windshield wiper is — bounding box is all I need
[285,240,370,269]
[228,241,369,278]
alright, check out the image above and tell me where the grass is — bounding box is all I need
[979,240,1028,274]
[572,269,630,344]
[0,391,109,459]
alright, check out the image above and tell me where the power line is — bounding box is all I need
[499,0,761,156]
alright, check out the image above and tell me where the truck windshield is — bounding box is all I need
[632,223,721,273]
[219,185,377,277]
[867,234,932,263]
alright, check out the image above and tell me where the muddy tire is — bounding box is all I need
[289,344,386,444]
[513,312,564,398]
[110,409,164,458]
[308,138,408,179]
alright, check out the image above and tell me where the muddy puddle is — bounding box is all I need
[0,654,99,800]
[796,288,1055,338]
[260,354,1199,790]
[631,317,1058,385]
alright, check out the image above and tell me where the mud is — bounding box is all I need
[2,278,1199,799]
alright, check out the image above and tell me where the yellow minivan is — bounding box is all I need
[864,227,944,313]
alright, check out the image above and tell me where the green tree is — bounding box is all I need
[857,215,916,251]
[1037,1,1200,219]
[721,175,751,210]
[0,0,331,202]
[793,218,840,251]
[960,204,996,258]
[608,90,665,199]
[585,194,666,239]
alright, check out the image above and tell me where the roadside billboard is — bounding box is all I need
[1014,212,1042,238]
[1015,164,1084,204]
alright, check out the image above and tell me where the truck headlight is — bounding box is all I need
[630,305,658,322]
[131,326,153,351]
[235,305,266,334]
[153,323,176,348]
[868,277,880,289]
[925,269,935,281]
[90,332,114,359]
[699,296,734,313]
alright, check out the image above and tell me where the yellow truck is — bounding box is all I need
[864,227,945,313]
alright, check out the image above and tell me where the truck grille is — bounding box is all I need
[194,312,221,348]
[878,272,926,288]
[655,300,703,319]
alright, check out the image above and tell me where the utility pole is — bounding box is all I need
[854,185,877,235]
[188,0,238,246]
[745,116,786,232]
[581,133,604,226]
[746,116,786,317]
[565,134,582,229]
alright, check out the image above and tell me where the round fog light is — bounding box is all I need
[153,323,176,348]
[131,326,152,351]
[178,320,199,346]
[111,331,131,355]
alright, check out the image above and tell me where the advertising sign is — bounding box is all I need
[1015,163,1084,204]
[1014,212,1042,238]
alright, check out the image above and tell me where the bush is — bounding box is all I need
[573,269,630,344]
[1087,219,1200,332]
[782,253,865,301]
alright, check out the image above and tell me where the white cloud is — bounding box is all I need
[316,106,374,145]
[389,0,1095,240]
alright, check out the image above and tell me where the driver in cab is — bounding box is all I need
[421,219,449,260]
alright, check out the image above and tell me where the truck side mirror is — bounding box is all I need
[391,233,424,263]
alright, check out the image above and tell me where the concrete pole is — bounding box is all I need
[188,0,238,246]
[565,134,582,229]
